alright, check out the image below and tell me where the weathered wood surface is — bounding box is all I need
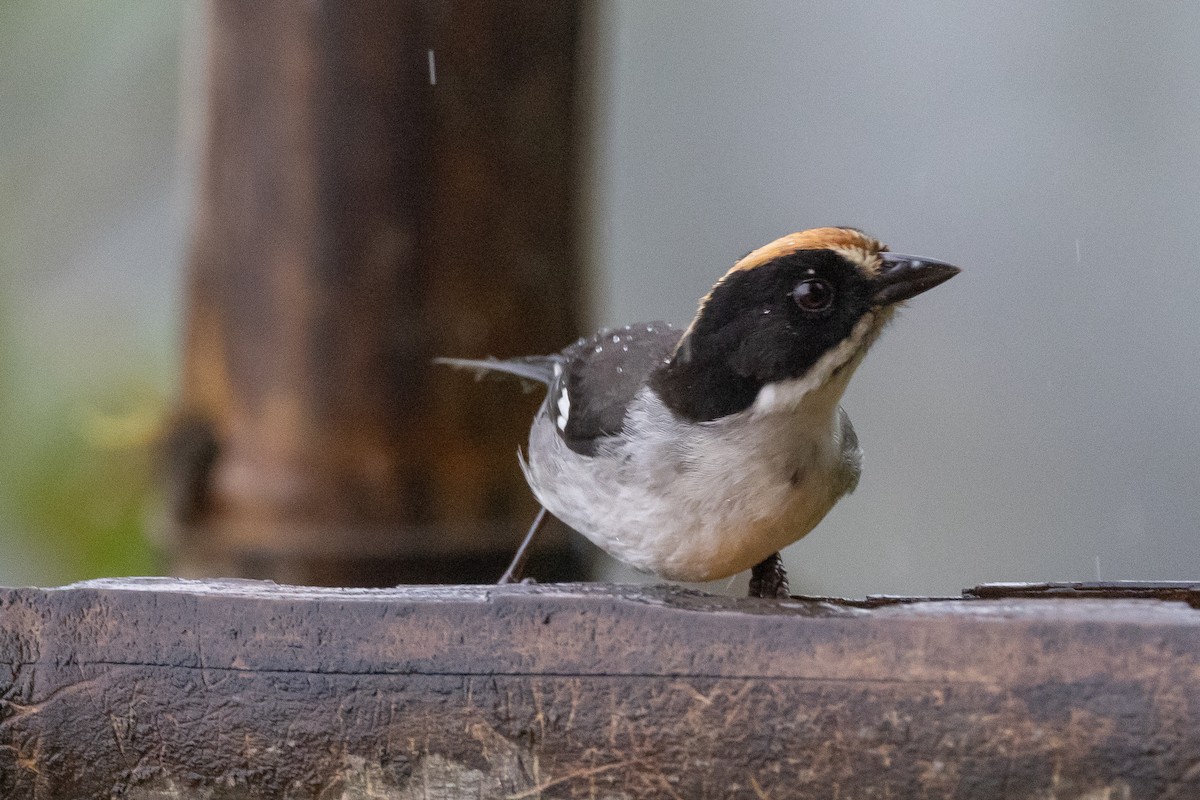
[2,580,1199,799]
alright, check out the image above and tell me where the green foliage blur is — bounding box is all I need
[0,0,185,585]
[0,332,163,585]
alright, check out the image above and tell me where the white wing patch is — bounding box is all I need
[556,384,571,431]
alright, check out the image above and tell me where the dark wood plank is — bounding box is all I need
[2,579,1199,798]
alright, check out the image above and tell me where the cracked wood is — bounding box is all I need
[2,579,1200,798]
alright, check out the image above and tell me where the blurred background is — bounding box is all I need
[2,0,1198,596]
[0,0,185,585]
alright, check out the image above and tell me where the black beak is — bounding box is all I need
[870,252,961,306]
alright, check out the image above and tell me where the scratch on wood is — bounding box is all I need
[673,682,714,706]
[565,682,579,730]
[648,770,686,800]
[504,759,635,800]
[15,735,41,776]
[0,673,104,724]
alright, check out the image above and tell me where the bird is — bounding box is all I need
[439,227,959,597]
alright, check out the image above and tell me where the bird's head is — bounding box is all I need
[653,227,960,422]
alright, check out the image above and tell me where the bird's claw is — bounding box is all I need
[749,552,790,599]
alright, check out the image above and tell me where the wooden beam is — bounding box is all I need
[167,0,586,585]
[2,580,1199,798]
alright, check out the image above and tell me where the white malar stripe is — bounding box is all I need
[750,314,875,416]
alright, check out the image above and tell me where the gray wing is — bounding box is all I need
[437,323,681,457]
[553,322,681,456]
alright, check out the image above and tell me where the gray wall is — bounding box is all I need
[584,1,1200,595]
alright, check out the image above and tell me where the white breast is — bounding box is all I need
[522,381,861,582]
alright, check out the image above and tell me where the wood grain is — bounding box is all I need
[2,579,1198,798]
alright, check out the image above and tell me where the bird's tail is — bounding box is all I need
[434,355,561,387]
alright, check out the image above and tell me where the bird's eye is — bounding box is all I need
[792,279,834,312]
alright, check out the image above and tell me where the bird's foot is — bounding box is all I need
[748,552,790,598]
